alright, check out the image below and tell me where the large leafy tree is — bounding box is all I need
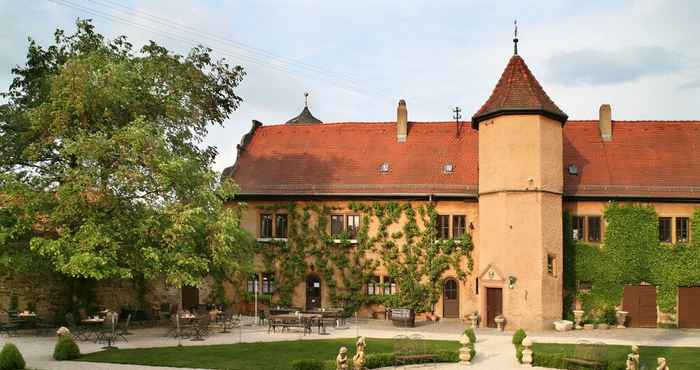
[0,20,254,288]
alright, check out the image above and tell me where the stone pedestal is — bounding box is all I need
[459,334,472,365]
[468,314,478,330]
[616,311,628,329]
[521,336,533,367]
[573,310,584,330]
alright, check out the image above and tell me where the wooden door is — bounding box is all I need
[306,275,322,310]
[679,287,700,328]
[181,285,199,311]
[486,287,503,328]
[623,285,657,328]
[443,279,459,318]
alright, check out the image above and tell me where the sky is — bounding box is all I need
[1,0,699,172]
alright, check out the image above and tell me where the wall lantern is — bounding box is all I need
[507,275,517,289]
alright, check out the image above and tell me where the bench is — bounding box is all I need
[393,334,435,365]
[562,341,606,370]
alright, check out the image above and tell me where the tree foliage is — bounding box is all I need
[0,20,255,287]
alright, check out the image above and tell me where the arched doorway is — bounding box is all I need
[181,285,199,312]
[306,275,322,310]
[443,278,459,318]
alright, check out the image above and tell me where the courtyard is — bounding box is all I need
[2,319,699,370]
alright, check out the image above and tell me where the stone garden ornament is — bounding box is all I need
[336,346,349,370]
[626,345,640,370]
[353,336,366,370]
[521,336,534,367]
[458,334,472,364]
[656,357,669,370]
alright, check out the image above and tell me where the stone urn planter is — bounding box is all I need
[468,313,479,330]
[458,334,472,364]
[494,315,506,331]
[553,320,573,332]
[573,310,584,330]
[616,311,628,329]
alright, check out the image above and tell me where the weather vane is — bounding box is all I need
[304,92,309,107]
[453,106,462,123]
[513,20,519,55]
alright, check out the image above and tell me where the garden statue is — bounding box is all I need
[336,346,349,370]
[353,336,366,370]
[458,334,472,364]
[626,345,640,370]
[656,357,669,370]
[521,336,533,366]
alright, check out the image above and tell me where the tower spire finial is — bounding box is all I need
[304,91,309,107]
[513,20,519,55]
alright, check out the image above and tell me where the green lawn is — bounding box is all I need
[79,338,460,370]
[533,343,700,370]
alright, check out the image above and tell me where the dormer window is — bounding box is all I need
[443,163,454,173]
[379,162,390,173]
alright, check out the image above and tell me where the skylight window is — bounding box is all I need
[567,164,578,176]
[443,163,454,173]
[379,162,390,173]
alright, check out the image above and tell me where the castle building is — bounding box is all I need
[223,44,700,330]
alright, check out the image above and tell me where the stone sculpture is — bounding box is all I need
[458,334,472,364]
[656,357,669,370]
[336,346,349,370]
[521,336,533,366]
[352,336,366,370]
[625,345,640,370]
[573,310,584,330]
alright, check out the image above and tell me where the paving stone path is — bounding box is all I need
[1,319,698,369]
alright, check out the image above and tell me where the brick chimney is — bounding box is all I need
[599,104,612,141]
[397,99,407,142]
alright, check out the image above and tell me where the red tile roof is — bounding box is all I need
[564,120,700,198]
[229,120,700,199]
[472,55,567,128]
[230,122,478,196]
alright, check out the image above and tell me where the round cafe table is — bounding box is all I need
[81,318,105,341]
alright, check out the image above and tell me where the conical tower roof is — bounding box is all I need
[286,106,322,124]
[471,54,567,129]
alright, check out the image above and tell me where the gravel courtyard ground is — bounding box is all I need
[2,318,699,370]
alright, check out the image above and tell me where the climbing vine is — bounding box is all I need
[249,201,474,314]
[567,203,700,318]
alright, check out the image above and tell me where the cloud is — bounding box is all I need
[546,46,689,86]
[677,78,700,91]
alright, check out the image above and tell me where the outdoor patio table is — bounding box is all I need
[81,318,105,340]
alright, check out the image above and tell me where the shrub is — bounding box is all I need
[0,343,26,370]
[607,361,626,370]
[291,359,325,370]
[512,329,527,363]
[462,328,477,359]
[365,353,396,368]
[532,352,567,368]
[603,307,617,326]
[53,336,80,361]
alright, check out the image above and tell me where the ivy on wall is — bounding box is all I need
[245,201,474,314]
[566,203,700,319]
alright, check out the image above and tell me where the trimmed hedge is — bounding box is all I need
[53,336,80,361]
[512,329,527,363]
[532,352,627,370]
[291,359,327,370]
[0,343,26,370]
[291,350,460,370]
